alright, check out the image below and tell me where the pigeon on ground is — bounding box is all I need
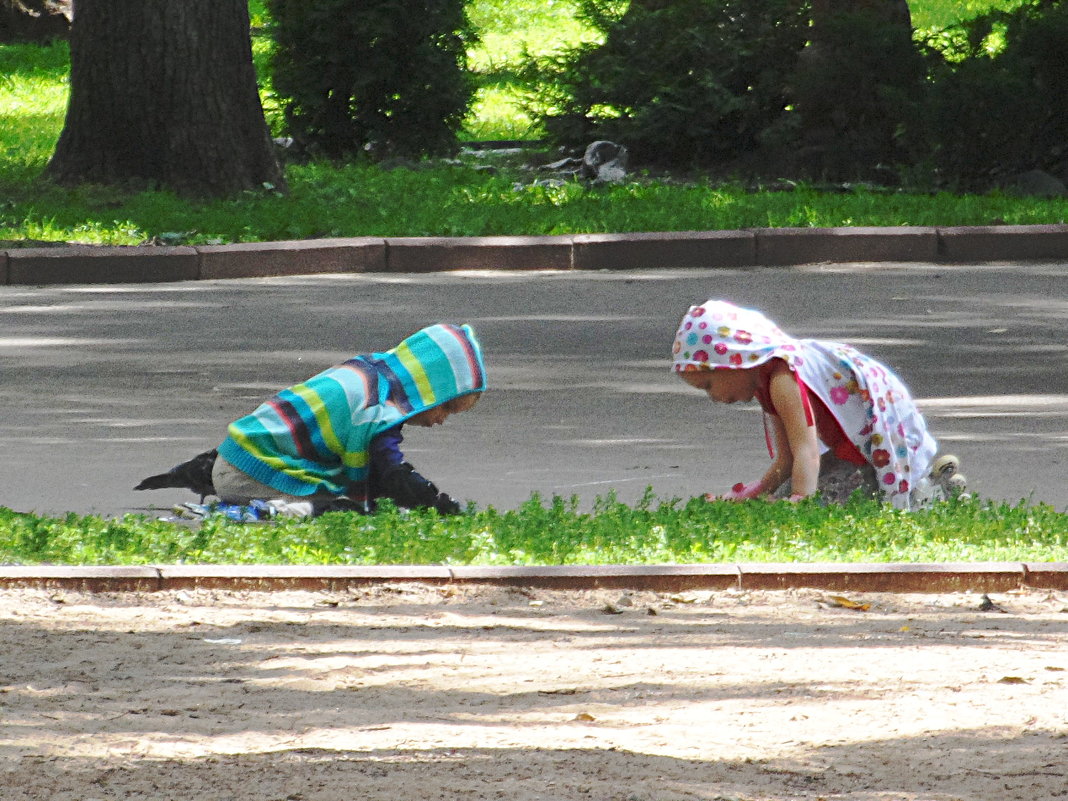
[134,449,218,502]
[978,593,1008,613]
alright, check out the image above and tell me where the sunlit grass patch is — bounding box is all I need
[3,166,1068,246]
[462,85,542,141]
[466,0,597,69]
[1,492,1065,566]
[0,42,68,184]
[911,0,1025,29]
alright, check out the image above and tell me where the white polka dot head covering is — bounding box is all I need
[672,300,803,373]
[672,299,940,510]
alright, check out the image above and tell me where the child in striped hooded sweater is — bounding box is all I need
[135,323,486,517]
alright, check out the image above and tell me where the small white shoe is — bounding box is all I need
[912,454,969,506]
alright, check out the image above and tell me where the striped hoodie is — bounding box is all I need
[217,324,486,498]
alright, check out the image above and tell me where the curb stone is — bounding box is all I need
[383,235,573,272]
[198,237,386,279]
[938,224,1068,261]
[754,226,938,265]
[7,245,199,284]
[571,230,755,270]
[4,225,1068,285]
[0,562,1064,594]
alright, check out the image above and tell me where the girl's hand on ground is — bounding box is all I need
[708,481,763,502]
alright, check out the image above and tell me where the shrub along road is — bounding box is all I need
[0,261,1065,518]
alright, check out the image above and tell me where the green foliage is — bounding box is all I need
[788,8,928,181]
[523,0,810,166]
[1,494,1066,566]
[266,0,477,159]
[919,0,1068,189]
[519,0,1064,186]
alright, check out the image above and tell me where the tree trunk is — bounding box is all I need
[46,0,284,197]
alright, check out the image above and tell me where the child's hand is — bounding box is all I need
[433,493,462,515]
[707,481,763,502]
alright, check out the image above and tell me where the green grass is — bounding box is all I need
[0,41,68,186]
[4,168,1068,245]
[2,493,1066,566]
[1,0,1056,246]
[910,0,1025,29]
[464,0,602,139]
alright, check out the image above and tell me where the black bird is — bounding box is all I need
[978,593,1007,613]
[134,449,218,502]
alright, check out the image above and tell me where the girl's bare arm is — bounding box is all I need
[767,367,820,497]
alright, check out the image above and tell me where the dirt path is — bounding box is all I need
[2,585,1066,801]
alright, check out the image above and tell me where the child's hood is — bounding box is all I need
[372,323,487,421]
[673,300,802,372]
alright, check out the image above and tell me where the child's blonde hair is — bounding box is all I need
[443,393,481,413]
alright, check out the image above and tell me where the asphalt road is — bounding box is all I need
[1,262,1066,517]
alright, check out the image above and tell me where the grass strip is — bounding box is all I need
[2,493,1066,566]
[5,164,1068,246]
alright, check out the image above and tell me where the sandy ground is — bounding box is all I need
[1,584,1066,801]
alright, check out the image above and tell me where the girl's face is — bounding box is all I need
[679,368,757,404]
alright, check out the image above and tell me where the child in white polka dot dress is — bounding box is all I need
[672,300,964,509]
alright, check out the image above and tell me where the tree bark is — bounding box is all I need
[46,0,284,197]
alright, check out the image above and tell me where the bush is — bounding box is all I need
[522,0,1068,190]
[788,6,927,182]
[921,0,1068,190]
[267,0,477,159]
[523,0,810,167]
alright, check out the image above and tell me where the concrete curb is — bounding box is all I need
[8,245,199,284]
[197,237,386,279]
[1,562,1065,594]
[5,224,1068,284]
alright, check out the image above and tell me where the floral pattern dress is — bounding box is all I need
[673,301,938,510]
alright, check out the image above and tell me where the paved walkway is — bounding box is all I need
[1,262,1065,517]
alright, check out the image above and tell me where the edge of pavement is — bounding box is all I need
[4,224,1068,284]
[1,562,1065,594]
